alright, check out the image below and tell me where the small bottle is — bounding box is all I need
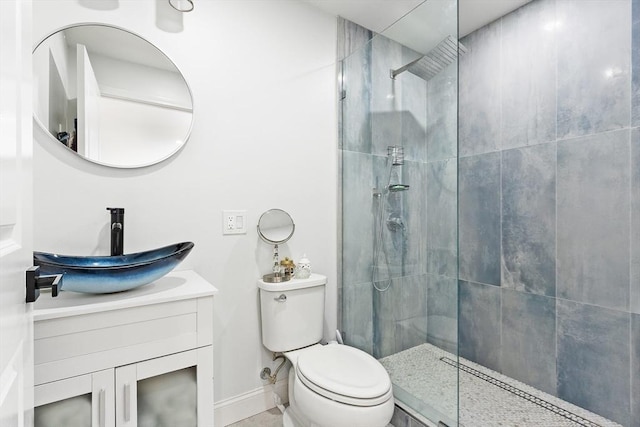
[56,124,69,146]
[280,257,295,279]
[69,118,77,152]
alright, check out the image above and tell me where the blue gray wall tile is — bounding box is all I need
[373,277,403,358]
[632,314,640,427]
[427,274,458,354]
[427,63,458,162]
[459,20,502,157]
[557,130,630,310]
[500,0,557,149]
[633,0,639,126]
[456,1,636,422]
[373,275,426,358]
[459,280,501,371]
[397,43,428,162]
[501,143,556,296]
[394,275,429,353]
[426,159,457,278]
[632,128,640,314]
[402,160,427,277]
[557,0,631,138]
[342,151,374,286]
[373,155,404,279]
[400,75,428,163]
[371,36,404,158]
[342,281,373,355]
[398,274,428,322]
[341,37,372,153]
[501,290,556,395]
[459,152,501,286]
[337,18,373,60]
[557,300,631,425]
[395,316,428,354]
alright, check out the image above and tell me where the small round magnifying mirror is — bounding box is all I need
[257,209,295,283]
[257,209,295,244]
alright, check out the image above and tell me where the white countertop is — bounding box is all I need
[33,270,218,321]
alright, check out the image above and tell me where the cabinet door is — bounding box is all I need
[115,347,213,427]
[34,368,115,427]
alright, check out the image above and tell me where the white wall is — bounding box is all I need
[32,0,338,420]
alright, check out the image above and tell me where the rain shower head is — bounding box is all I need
[390,35,468,81]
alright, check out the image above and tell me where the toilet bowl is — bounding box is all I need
[283,343,394,427]
[257,274,394,427]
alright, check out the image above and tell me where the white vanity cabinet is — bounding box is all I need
[33,270,218,427]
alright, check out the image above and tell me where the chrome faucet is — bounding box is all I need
[106,207,125,256]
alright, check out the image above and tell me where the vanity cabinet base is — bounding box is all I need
[33,271,217,427]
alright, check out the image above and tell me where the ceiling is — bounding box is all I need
[458,0,532,36]
[304,0,532,53]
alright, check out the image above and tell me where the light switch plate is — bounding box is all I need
[222,210,247,235]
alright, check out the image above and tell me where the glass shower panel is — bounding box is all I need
[338,0,459,425]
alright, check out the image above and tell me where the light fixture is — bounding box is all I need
[169,0,194,12]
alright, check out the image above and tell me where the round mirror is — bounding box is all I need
[257,209,295,244]
[33,24,193,168]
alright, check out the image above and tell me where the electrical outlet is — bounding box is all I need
[222,210,247,235]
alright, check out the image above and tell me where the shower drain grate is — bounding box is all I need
[439,357,602,427]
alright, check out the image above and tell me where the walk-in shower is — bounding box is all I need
[338,0,461,422]
[340,0,638,426]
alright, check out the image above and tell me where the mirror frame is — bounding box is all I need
[32,23,195,169]
[257,209,295,244]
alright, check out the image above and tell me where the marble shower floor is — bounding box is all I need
[380,343,621,427]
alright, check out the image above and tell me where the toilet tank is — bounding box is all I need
[258,274,326,353]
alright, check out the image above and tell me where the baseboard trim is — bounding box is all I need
[214,379,288,426]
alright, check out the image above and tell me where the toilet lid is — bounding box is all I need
[296,344,391,406]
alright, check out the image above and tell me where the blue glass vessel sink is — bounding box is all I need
[33,242,194,294]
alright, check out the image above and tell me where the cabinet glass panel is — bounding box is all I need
[137,367,197,427]
[35,394,92,427]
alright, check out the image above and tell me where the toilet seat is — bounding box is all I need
[295,344,392,407]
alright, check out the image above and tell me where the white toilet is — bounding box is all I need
[258,274,394,427]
